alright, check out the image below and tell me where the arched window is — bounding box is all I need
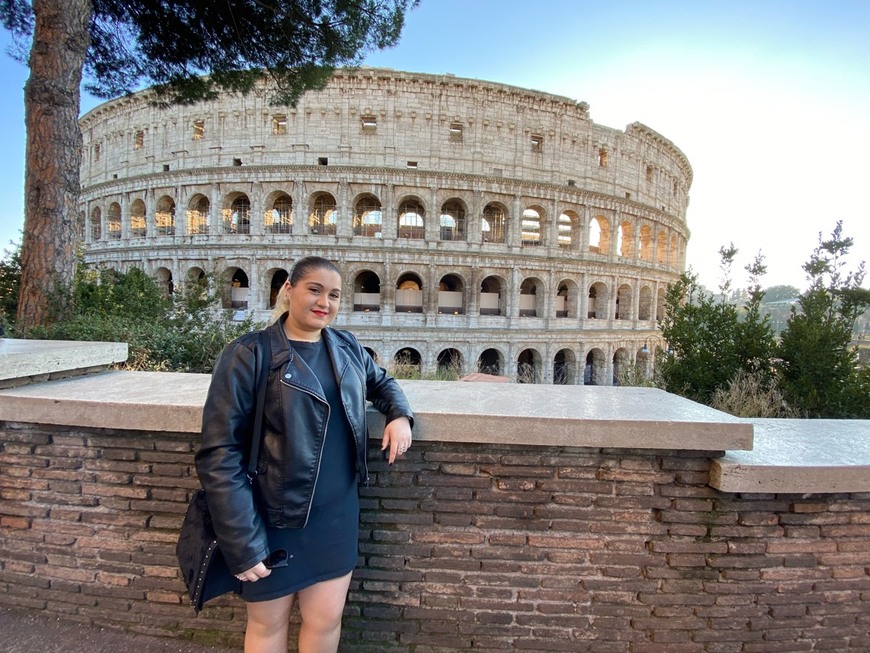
[225,196,251,234]
[265,194,293,234]
[187,196,210,235]
[589,216,610,254]
[481,203,506,243]
[440,200,465,241]
[395,273,423,312]
[521,208,542,246]
[90,206,102,241]
[438,274,464,315]
[309,193,337,235]
[397,200,424,239]
[618,221,632,257]
[353,196,382,237]
[353,270,381,312]
[477,349,503,376]
[479,276,504,316]
[156,196,176,236]
[107,203,121,240]
[130,199,146,238]
[558,212,578,249]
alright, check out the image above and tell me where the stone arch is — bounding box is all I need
[656,229,668,264]
[222,192,251,235]
[155,195,176,236]
[556,279,580,319]
[264,191,293,234]
[557,210,580,249]
[517,348,542,384]
[353,193,382,238]
[615,283,633,320]
[638,285,653,321]
[353,269,381,312]
[613,347,630,386]
[553,348,577,385]
[187,195,210,235]
[155,266,173,296]
[308,191,337,235]
[90,205,102,241]
[395,271,424,313]
[107,202,121,240]
[618,220,633,257]
[477,347,504,376]
[519,277,544,317]
[521,205,545,246]
[587,281,609,319]
[479,274,506,316]
[589,215,610,254]
[222,267,249,310]
[584,348,606,385]
[130,198,147,238]
[639,224,653,261]
[438,273,465,315]
[636,344,652,380]
[656,287,667,323]
[440,198,467,241]
[436,348,463,377]
[481,202,508,244]
[669,233,680,268]
[397,196,425,240]
[394,347,422,376]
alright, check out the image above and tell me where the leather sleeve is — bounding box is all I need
[194,336,270,574]
[336,329,414,428]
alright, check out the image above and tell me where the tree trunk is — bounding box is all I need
[15,0,92,331]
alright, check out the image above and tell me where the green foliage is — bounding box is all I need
[28,265,259,373]
[777,222,870,418]
[658,247,777,407]
[2,0,419,106]
[0,240,21,333]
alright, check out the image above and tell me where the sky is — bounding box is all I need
[1,0,868,292]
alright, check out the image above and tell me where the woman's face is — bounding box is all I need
[283,267,342,340]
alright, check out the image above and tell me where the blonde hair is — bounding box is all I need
[270,256,341,323]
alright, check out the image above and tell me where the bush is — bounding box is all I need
[711,369,799,418]
[28,265,260,373]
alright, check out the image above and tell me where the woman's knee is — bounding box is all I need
[246,595,295,632]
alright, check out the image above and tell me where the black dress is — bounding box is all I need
[238,338,359,602]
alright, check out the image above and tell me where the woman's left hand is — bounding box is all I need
[382,416,413,465]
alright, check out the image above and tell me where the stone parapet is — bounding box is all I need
[2,340,870,651]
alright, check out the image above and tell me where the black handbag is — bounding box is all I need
[176,331,271,613]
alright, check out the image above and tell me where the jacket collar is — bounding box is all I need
[266,313,350,378]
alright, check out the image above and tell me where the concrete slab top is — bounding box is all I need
[0,338,128,382]
[0,372,752,452]
[710,418,870,493]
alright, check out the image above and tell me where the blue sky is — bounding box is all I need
[2,0,868,290]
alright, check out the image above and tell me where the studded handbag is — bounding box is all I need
[176,330,270,613]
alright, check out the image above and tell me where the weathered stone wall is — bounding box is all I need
[76,69,693,383]
[2,421,868,652]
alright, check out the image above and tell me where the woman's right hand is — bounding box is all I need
[235,561,271,582]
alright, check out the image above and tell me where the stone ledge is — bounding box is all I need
[0,372,752,452]
[0,338,128,385]
[710,418,870,494]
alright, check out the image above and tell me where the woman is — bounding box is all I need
[196,256,413,653]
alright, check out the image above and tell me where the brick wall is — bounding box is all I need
[1,421,869,652]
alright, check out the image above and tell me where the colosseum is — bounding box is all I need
[78,68,692,384]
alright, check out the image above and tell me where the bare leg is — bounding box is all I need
[296,572,353,653]
[245,595,294,653]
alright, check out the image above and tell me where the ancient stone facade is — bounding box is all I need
[78,68,693,383]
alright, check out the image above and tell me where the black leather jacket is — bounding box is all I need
[194,315,413,574]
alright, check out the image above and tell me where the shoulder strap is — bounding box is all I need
[246,329,271,481]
